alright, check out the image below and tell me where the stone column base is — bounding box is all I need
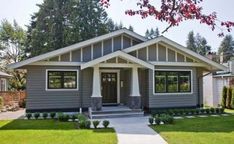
[91,97,102,111]
[128,96,141,109]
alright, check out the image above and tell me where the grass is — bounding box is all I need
[0,120,117,144]
[225,108,234,113]
[151,115,234,144]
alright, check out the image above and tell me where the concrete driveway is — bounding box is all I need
[0,109,25,120]
[107,116,167,144]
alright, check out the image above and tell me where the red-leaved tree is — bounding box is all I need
[100,0,234,37]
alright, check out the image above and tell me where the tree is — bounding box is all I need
[218,35,234,62]
[186,31,211,55]
[128,25,134,32]
[0,19,26,90]
[26,0,113,57]
[231,88,234,109]
[221,86,227,108]
[100,0,234,36]
[145,28,160,39]
[226,87,232,109]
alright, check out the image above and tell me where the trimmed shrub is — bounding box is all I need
[77,114,87,122]
[71,115,78,122]
[220,108,225,113]
[154,116,161,125]
[205,108,210,114]
[34,113,40,119]
[221,86,227,108]
[200,109,205,114]
[149,117,154,125]
[84,120,91,129]
[102,120,110,128]
[226,87,232,108]
[0,97,4,110]
[50,112,56,119]
[93,120,100,129]
[210,108,215,114]
[232,88,234,109]
[42,113,48,119]
[26,113,32,120]
[58,113,70,122]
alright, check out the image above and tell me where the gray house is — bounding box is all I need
[9,29,226,112]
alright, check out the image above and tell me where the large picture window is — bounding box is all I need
[155,71,191,93]
[47,71,77,89]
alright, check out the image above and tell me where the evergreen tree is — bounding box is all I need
[145,27,160,39]
[26,0,113,57]
[218,35,234,62]
[221,86,227,108]
[186,31,196,52]
[128,25,134,32]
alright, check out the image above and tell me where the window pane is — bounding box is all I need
[179,72,191,92]
[167,72,178,92]
[64,72,77,88]
[155,72,166,93]
[49,75,62,88]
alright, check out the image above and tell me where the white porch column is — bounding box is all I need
[91,66,102,111]
[130,67,141,96]
[91,66,101,97]
[129,67,141,109]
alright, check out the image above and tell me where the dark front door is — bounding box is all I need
[101,72,117,104]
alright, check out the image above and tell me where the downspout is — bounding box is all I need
[79,68,83,114]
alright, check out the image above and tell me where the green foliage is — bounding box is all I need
[77,114,87,122]
[50,112,56,119]
[145,27,160,39]
[58,113,70,122]
[232,89,234,109]
[71,115,78,122]
[102,120,110,128]
[154,116,161,125]
[221,86,228,108]
[148,117,154,125]
[218,35,234,62]
[0,97,3,110]
[42,113,48,119]
[226,87,232,108]
[34,113,40,119]
[26,113,32,120]
[26,0,118,57]
[93,120,100,129]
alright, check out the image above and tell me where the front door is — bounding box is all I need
[101,72,117,104]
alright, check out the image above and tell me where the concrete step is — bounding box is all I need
[92,111,144,119]
[92,109,142,114]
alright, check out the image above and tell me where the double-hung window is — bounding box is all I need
[47,70,78,90]
[155,71,191,93]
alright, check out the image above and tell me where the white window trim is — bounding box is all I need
[100,69,120,104]
[45,69,79,91]
[153,69,193,95]
[0,78,7,91]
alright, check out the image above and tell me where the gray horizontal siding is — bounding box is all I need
[148,66,198,108]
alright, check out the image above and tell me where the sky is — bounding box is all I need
[0,0,233,52]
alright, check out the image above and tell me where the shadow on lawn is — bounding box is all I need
[153,116,234,133]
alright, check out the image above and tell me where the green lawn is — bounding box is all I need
[151,115,234,144]
[225,109,234,113]
[0,120,117,144]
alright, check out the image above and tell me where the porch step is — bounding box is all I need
[90,106,144,119]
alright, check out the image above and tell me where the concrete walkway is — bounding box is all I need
[107,116,167,144]
[0,109,25,120]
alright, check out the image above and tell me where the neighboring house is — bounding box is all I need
[9,29,226,112]
[0,71,11,91]
[203,61,234,107]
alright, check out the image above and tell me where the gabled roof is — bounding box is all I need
[8,28,147,69]
[0,71,12,77]
[123,36,227,71]
[80,51,154,70]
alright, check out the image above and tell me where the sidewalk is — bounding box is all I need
[0,109,25,120]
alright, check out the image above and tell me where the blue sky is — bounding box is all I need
[0,0,233,51]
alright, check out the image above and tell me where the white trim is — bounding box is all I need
[8,29,146,69]
[136,50,139,58]
[123,36,227,71]
[153,69,193,95]
[58,55,61,61]
[100,69,120,104]
[80,51,154,70]
[156,43,159,61]
[91,66,102,97]
[184,56,187,62]
[31,61,83,66]
[98,63,144,68]
[45,69,79,91]
[130,66,141,96]
[150,61,209,67]
[80,48,83,62]
[175,52,178,62]
[131,38,133,46]
[0,78,7,91]
[70,51,72,62]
